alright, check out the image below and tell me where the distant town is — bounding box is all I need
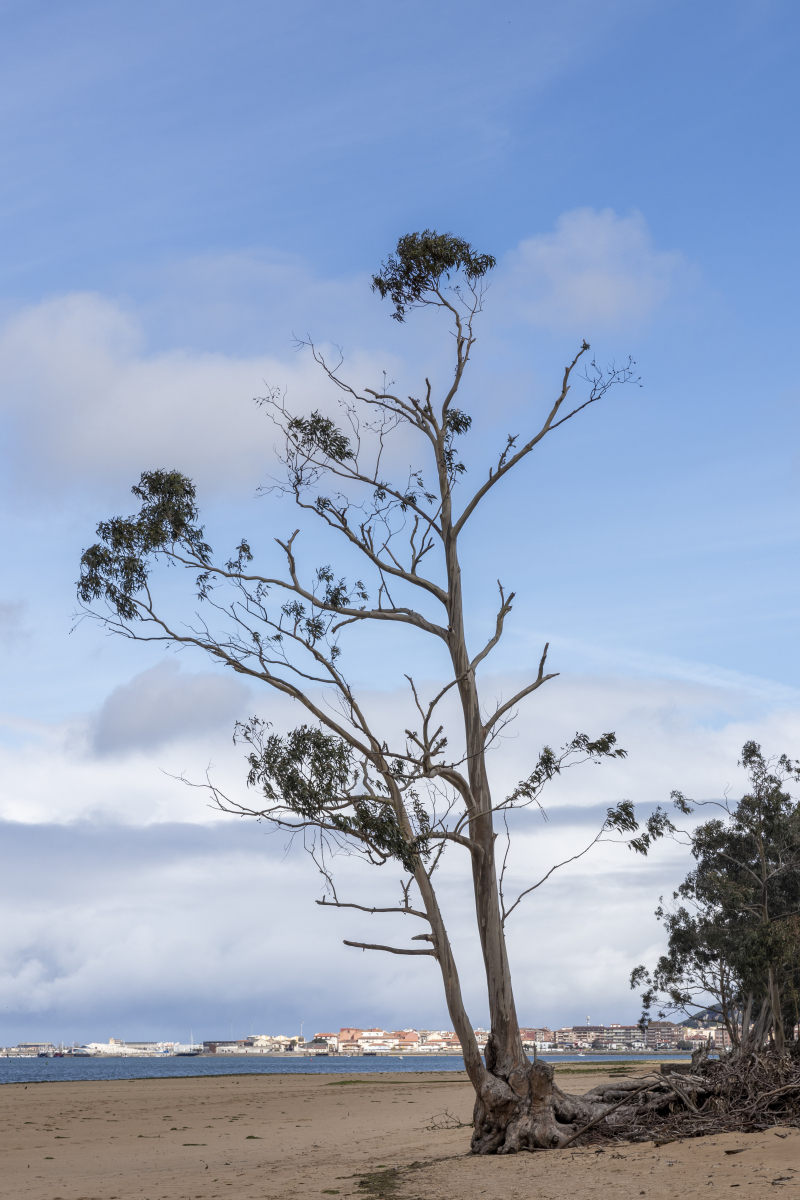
[1,1018,734,1058]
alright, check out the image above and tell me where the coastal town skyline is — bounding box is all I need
[4,1016,739,1058]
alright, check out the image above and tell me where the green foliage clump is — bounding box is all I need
[287,411,354,463]
[372,230,496,321]
[236,718,429,872]
[78,469,208,620]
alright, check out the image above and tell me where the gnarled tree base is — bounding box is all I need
[471,1059,624,1153]
[470,1046,800,1154]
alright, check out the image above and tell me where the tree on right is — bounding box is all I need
[632,741,800,1053]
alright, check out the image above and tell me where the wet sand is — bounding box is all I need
[1,1064,797,1199]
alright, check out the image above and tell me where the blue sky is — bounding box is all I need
[1,0,800,1046]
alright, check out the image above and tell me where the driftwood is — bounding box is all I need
[562,1044,800,1147]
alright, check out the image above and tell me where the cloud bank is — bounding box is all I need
[1,661,798,1044]
[92,660,252,756]
[497,208,685,333]
[0,813,683,1047]
[0,213,685,504]
[0,290,395,499]
[3,661,797,827]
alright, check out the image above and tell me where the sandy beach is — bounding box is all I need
[1,1064,797,1200]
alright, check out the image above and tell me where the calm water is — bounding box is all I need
[0,1052,690,1085]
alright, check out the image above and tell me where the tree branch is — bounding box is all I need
[427,829,484,856]
[343,939,437,957]
[453,343,591,537]
[274,531,449,638]
[317,898,430,921]
[502,825,610,925]
[483,643,558,734]
[559,1079,657,1149]
[469,581,515,674]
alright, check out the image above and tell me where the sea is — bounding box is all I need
[0,1052,691,1086]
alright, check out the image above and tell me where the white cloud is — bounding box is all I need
[0,229,766,1041]
[476,668,800,810]
[2,664,797,828]
[0,816,680,1042]
[0,219,688,505]
[496,208,685,333]
[91,659,252,756]
[0,821,368,1039]
[0,665,265,825]
[0,291,396,498]
[138,251,382,355]
[1,665,798,1040]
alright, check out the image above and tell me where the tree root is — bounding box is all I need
[470,1044,800,1154]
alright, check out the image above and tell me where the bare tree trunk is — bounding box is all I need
[465,757,590,1152]
[719,967,740,1049]
[740,995,754,1050]
[414,862,486,1085]
[744,996,772,1051]
[413,804,591,1155]
[443,526,580,1151]
[768,967,786,1051]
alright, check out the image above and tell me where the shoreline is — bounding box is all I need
[1,1048,694,1060]
[0,1053,693,1088]
[1,1065,795,1200]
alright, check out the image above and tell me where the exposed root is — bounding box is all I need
[587,1044,800,1145]
[470,1044,800,1154]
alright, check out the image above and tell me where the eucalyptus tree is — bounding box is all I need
[79,231,663,1152]
[632,741,800,1052]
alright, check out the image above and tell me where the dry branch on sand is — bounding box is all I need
[550,1047,800,1151]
